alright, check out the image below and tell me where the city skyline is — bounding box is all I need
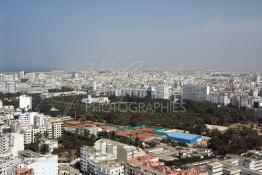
[0,0,262,71]
[1,1,262,174]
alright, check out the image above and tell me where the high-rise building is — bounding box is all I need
[182,84,210,102]
[155,85,170,99]
[207,93,229,105]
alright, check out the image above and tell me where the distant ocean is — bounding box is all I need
[0,66,53,72]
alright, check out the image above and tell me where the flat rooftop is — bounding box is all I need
[167,132,201,140]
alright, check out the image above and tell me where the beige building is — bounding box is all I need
[58,163,81,175]
[94,139,146,162]
[207,162,223,175]
[50,119,63,139]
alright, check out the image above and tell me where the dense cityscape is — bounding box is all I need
[0,70,262,175]
[1,0,262,175]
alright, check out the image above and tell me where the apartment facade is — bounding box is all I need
[182,84,210,102]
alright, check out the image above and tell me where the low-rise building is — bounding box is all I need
[58,163,81,175]
[166,132,203,144]
[239,158,262,172]
[126,154,207,175]
[223,166,241,175]
[206,162,223,175]
[82,95,110,104]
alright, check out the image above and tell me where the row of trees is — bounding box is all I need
[37,96,261,135]
[208,127,262,155]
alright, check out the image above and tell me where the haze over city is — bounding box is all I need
[0,0,262,71]
[2,1,262,175]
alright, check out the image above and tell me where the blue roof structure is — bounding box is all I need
[166,132,202,144]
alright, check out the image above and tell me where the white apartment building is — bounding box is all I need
[19,112,37,126]
[10,133,24,157]
[80,146,124,175]
[106,88,149,98]
[206,93,229,105]
[81,139,145,175]
[18,153,58,175]
[24,72,36,82]
[20,116,63,144]
[240,158,262,172]
[183,84,210,102]
[94,139,145,162]
[23,128,40,144]
[34,113,47,127]
[19,95,32,111]
[230,95,249,108]
[153,85,170,100]
[22,125,48,144]
[0,133,24,157]
[81,95,110,104]
[0,134,10,156]
[5,82,16,93]
[0,99,3,109]
[98,163,124,175]
[0,157,21,175]
[106,86,171,99]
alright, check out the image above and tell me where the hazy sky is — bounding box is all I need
[0,0,262,71]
